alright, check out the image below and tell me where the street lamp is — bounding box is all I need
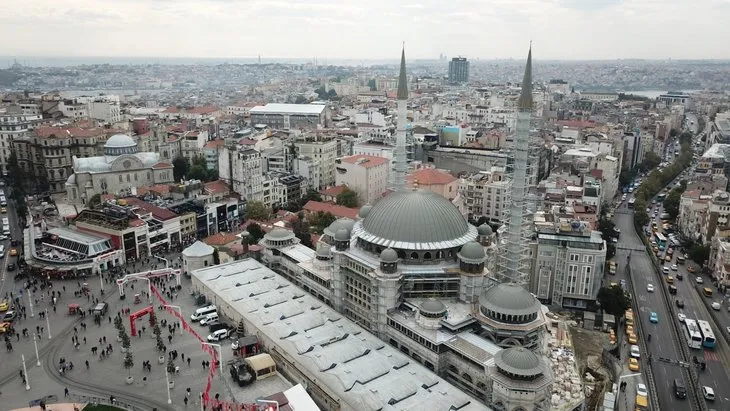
[163,305,183,335]
[45,309,51,339]
[201,342,223,378]
[28,288,34,318]
[33,333,40,366]
[21,354,30,390]
[99,270,104,292]
[164,365,172,404]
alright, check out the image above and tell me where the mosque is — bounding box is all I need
[65,134,174,204]
[258,47,579,411]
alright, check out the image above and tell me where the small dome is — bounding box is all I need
[494,347,543,377]
[323,218,355,239]
[358,204,373,219]
[105,134,137,148]
[479,283,540,317]
[316,242,332,258]
[335,228,350,242]
[477,224,493,236]
[420,298,446,315]
[266,227,295,240]
[380,248,399,263]
[458,242,486,262]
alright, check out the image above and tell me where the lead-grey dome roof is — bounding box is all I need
[323,218,355,239]
[380,248,398,263]
[358,204,372,219]
[335,228,350,241]
[355,190,477,250]
[316,242,332,258]
[477,224,493,236]
[105,134,137,148]
[494,347,543,377]
[458,242,486,263]
[480,283,540,316]
[420,298,446,314]
[266,227,295,240]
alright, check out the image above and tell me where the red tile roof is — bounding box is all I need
[238,138,257,145]
[321,185,348,197]
[34,126,107,139]
[341,154,388,168]
[187,106,219,115]
[203,232,239,246]
[123,197,178,221]
[303,200,359,220]
[204,180,229,196]
[204,139,226,149]
[409,168,456,186]
[136,184,171,196]
[152,162,171,169]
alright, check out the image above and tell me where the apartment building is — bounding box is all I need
[0,106,44,175]
[180,130,210,162]
[334,155,389,205]
[459,167,509,224]
[295,136,338,189]
[230,148,264,202]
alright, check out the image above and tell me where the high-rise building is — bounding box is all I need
[448,57,469,84]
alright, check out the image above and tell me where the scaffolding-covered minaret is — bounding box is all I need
[497,46,534,285]
[390,46,409,192]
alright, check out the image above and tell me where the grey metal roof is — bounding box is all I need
[357,190,476,250]
[458,242,486,263]
[266,227,295,240]
[182,240,214,257]
[379,247,398,263]
[323,218,355,238]
[358,204,372,219]
[420,298,446,314]
[397,47,409,100]
[105,134,137,148]
[335,228,350,241]
[477,224,493,236]
[479,284,540,316]
[494,347,543,377]
[73,152,162,173]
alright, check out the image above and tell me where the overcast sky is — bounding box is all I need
[2,0,729,60]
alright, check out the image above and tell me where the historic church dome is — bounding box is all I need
[104,134,138,156]
[355,190,477,250]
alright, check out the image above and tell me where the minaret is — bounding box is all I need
[498,45,534,285]
[391,46,409,192]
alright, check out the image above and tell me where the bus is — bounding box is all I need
[697,320,716,349]
[654,232,667,248]
[628,198,636,208]
[684,319,704,349]
[657,193,667,202]
[635,394,648,411]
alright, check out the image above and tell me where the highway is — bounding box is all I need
[614,205,702,410]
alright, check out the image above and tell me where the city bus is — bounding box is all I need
[684,319,704,349]
[697,320,717,349]
[654,232,667,248]
[628,198,636,208]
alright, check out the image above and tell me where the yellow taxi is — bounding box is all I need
[665,255,672,262]
[0,321,11,333]
[9,248,17,256]
[629,358,640,371]
[0,207,6,214]
[628,333,637,344]
[0,300,8,311]
[626,325,634,335]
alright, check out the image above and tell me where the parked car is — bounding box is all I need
[649,312,659,323]
[676,299,685,308]
[696,277,704,284]
[678,313,687,322]
[207,328,233,342]
[630,345,641,358]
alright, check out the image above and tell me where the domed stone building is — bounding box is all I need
[65,134,174,204]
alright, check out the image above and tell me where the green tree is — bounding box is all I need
[87,193,102,210]
[663,188,683,220]
[669,129,678,138]
[212,248,220,265]
[245,201,270,221]
[619,170,633,187]
[6,151,25,190]
[367,79,377,91]
[336,188,359,208]
[292,215,313,248]
[688,245,710,266]
[36,174,50,194]
[312,211,336,231]
[153,322,165,352]
[123,351,134,378]
[172,156,190,182]
[639,152,661,172]
[245,222,265,243]
[598,217,617,259]
[597,286,630,318]
[294,95,308,104]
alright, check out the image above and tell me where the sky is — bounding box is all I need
[1,0,729,60]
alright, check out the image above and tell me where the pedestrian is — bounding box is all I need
[205,360,210,368]
[187,357,191,367]
[168,334,172,344]
[181,353,185,362]
[85,360,89,369]
[64,387,69,397]
[202,360,206,369]
[184,397,188,406]
[83,337,86,344]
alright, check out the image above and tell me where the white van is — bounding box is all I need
[191,305,217,322]
[2,225,9,235]
[0,245,5,258]
[200,312,219,326]
[207,328,231,342]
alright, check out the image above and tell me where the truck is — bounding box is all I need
[229,360,256,387]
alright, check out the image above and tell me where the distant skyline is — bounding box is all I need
[2,0,729,61]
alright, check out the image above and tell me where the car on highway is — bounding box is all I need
[636,383,648,397]
[647,284,655,292]
[712,302,722,311]
[668,284,678,295]
[678,313,687,322]
[696,277,704,284]
[676,299,685,308]
[663,266,670,274]
[0,207,6,213]
[726,326,730,335]
[671,264,678,271]
[0,300,9,311]
[688,265,696,273]
[702,386,715,401]
[649,312,659,323]
[628,333,637,344]
[6,263,15,271]
[2,310,16,322]
[0,235,7,241]
[630,344,641,358]
[676,272,683,280]
[629,358,640,371]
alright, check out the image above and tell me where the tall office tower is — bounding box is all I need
[448,57,469,84]
[497,46,534,285]
[390,47,409,192]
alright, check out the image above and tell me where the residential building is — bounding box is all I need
[0,106,44,175]
[459,167,509,224]
[87,99,122,123]
[229,148,264,202]
[180,130,210,162]
[448,57,469,84]
[409,167,459,200]
[334,155,389,205]
[295,136,338,189]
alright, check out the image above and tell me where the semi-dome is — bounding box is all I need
[104,134,138,156]
[494,347,543,377]
[335,228,350,242]
[458,242,486,262]
[356,190,477,250]
[380,248,399,263]
[420,298,446,315]
[480,283,540,317]
[477,224,493,236]
[358,204,372,219]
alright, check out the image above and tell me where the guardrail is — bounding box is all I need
[625,261,661,411]
[633,220,707,411]
[68,392,140,411]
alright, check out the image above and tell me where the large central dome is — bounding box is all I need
[355,190,477,250]
[104,134,138,156]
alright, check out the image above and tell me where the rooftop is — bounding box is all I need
[123,197,178,221]
[409,168,457,186]
[341,155,389,168]
[303,201,359,220]
[192,259,487,411]
[250,103,326,116]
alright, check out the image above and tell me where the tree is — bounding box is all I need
[688,244,710,266]
[153,322,165,352]
[597,218,617,259]
[311,211,336,232]
[639,152,661,172]
[36,174,50,194]
[212,248,220,265]
[292,215,313,248]
[294,95,308,104]
[336,188,359,208]
[669,129,678,138]
[619,170,633,187]
[172,156,190,182]
[6,151,25,191]
[597,286,630,318]
[245,201,270,221]
[663,188,683,220]
[87,193,102,210]
[123,351,134,378]
[245,223,265,243]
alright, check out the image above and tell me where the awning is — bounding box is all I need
[245,353,276,372]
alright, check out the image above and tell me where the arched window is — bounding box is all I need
[410,252,418,260]
[448,364,459,375]
[423,252,432,260]
[462,373,473,383]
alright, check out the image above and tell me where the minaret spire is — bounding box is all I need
[518,42,533,111]
[391,45,409,192]
[397,44,409,100]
